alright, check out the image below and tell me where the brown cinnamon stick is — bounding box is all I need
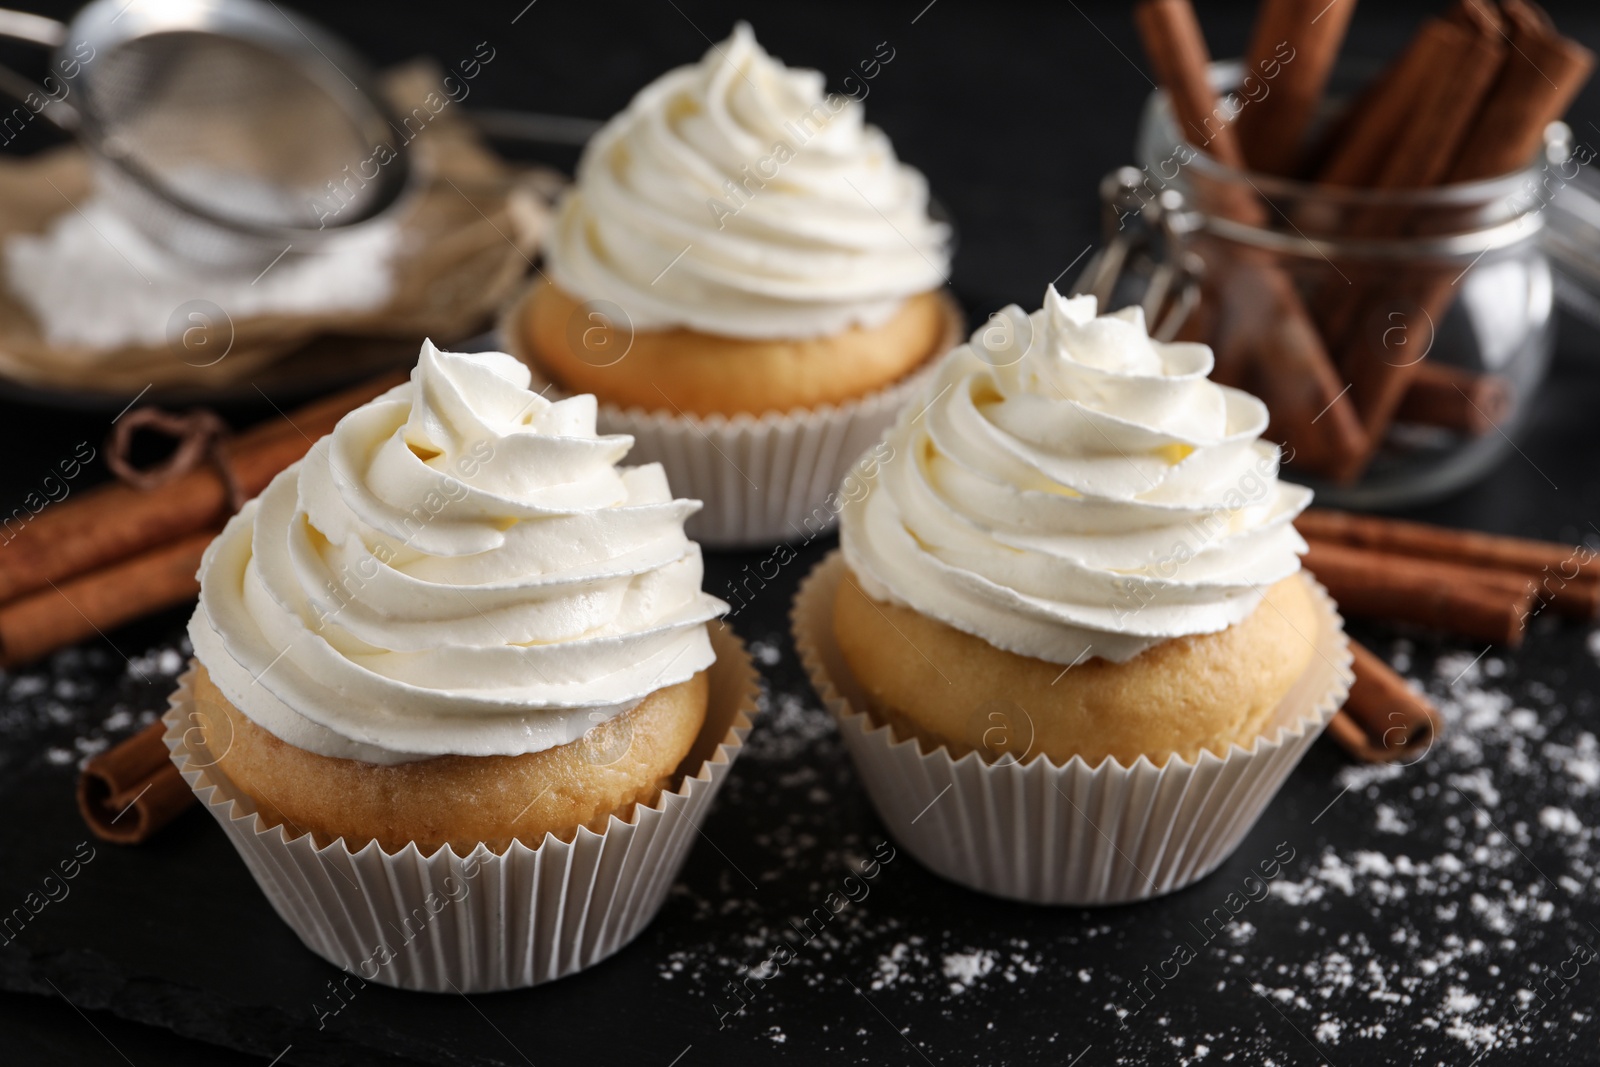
[78,720,194,844]
[0,371,406,605]
[1207,259,1370,474]
[1309,9,1501,327]
[1448,0,1595,182]
[1442,0,1505,40]
[1325,14,1507,481]
[1298,508,1600,580]
[1324,711,1387,762]
[1302,539,1535,645]
[1134,0,1367,478]
[1297,508,1600,619]
[1315,21,1446,186]
[1359,13,1505,192]
[0,530,217,667]
[1315,2,1592,483]
[1326,641,1442,763]
[1394,362,1513,436]
[1135,0,1247,169]
[1234,0,1359,176]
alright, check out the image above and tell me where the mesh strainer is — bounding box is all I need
[0,0,412,269]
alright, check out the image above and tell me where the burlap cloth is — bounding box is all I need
[0,61,557,397]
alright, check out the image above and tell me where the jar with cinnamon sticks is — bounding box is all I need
[1123,0,1592,508]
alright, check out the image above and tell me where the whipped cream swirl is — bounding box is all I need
[841,287,1311,665]
[190,342,725,763]
[544,22,950,340]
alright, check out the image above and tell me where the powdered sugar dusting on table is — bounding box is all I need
[648,620,1600,1063]
[1,635,190,773]
[16,592,1600,1063]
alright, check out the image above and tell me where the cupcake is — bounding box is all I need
[169,340,758,990]
[794,287,1351,905]
[509,22,961,545]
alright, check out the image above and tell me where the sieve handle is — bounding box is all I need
[0,8,76,131]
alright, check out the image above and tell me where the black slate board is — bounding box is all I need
[4,454,1600,1065]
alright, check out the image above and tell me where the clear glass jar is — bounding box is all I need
[1122,60,1570,509]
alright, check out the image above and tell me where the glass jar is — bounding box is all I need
[1121,60,1572,509]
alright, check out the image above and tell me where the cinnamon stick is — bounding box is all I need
[1394,362,1513,436]
[1326,641,1442,763]
[78,720,194,844]
[1135,0,1247,169]
[1325,13,1507,480]
[1207,259,1369,474]
[1297,508,1600,619]
[1324,711,1389,762]
[1323,2,1590,481]
[1359,13,1505,191]
[0,530,217,667]
[1134,0,1367,478]
[1447,0,1595,182]
[1298,508,1600,580]
[1234,0,1359,176]
[1302,539,1535,645]
[1315,21,1446,186]
[1307,9,1501,335]
[0,371,406,605]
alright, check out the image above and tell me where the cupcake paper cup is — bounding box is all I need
[792,552,1352,906]
[499,284,966,549]
[163,626,760,993]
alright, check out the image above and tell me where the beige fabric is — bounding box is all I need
[0,61,555,394]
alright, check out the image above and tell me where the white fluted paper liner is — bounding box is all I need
[792,552,1352,906]
[499,284,966,548]
[163,626,759,992]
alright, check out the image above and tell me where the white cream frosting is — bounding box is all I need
[840,287,1312,665]
[189,342,725,764]
[544,22,950,340]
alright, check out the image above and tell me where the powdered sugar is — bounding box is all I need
[1,635,189,773]
[1184,633,1600,1062]
[5,198,397,349]
[940,949,997,994]
[21,558,1597,1065]
[645,612,1600,1062]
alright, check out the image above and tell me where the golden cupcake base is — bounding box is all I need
[189,665,710,855]
[164,625,759,992]
[831,565,1318,768]
[500,283,966,548]
[793,551,1352,905]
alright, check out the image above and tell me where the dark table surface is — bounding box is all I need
[3,1,1600,1064]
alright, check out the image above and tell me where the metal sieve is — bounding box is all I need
[0,0,412,269]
